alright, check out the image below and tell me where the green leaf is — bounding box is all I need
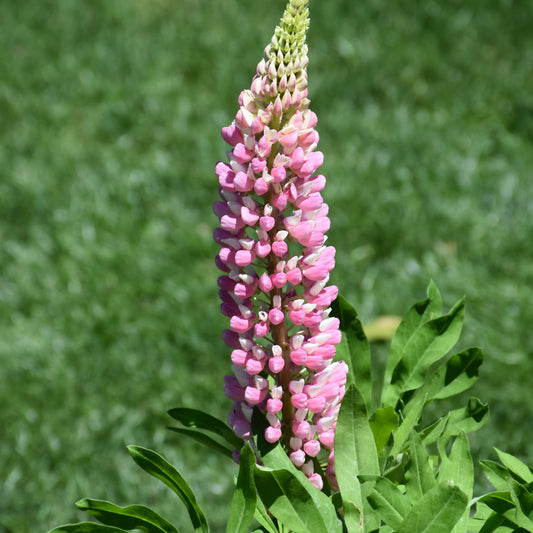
[419,413,450,448]
[397,347,482,445]
[369,406,399,453]
[508,479,533,530]
[331,294,372,410]
[383,451,409,485]
[478,491,515,516]
[226,443,257,533]
[167,408,243,449]
[439,397,489,446]
[337,385,380,476]
[390,392,427,456]
[335,384,380,532]
[253,497,278,533]
[396,482,469,533]
[385,297,465,404]
[127,446,209,533]
[438,432,474,500]
[482,517,521,532]
[253,429,341,532]
[427,347,483,401]
[48,524,130,533]
[167,427,234,459]
[405,433,436,501]
[254,465,342,533]
[480,460,512,492]
[76,499,179,533]
[477,489,531,531]
[385,281,442,388]
[365,476,411,531]
[476,510,515,533]
[437,433,474,533]
[495,448,533,484]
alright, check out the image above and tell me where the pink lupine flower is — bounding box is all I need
[214,0,347,488]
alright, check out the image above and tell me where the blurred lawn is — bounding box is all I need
[1,0,532,531]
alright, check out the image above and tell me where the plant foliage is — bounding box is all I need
[50,283,533,532]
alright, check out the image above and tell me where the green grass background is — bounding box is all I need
[1,0,532,531]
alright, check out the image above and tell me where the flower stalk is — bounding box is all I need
[214,0,347,489]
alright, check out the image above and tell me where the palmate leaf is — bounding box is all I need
[419,413,450,448]
[127,446,209,533]
[495,448,533,484]
[429,347,483,401]
[416,397,488,454]
[480,451,533,530]
[438,432,474,501]
[364,476,411,531]
[226,443,257,533]
[253,465,342,533]
[480,460,512,492]
[383,296,465,406]
[477,488,533,533]
[478,514,518,533]
[335,384,380,533]
[471,500,521,533]
[75,499,179,533]
[384,281,442,392]
[331,294,372,410]
[405,432,436,501]
[438,432,475,533]
[478,491,516,517]
[508,479,533,530]
[167,407,243,450]
[252,411,341,533]
[437,397,489,448]
[399,346,483,432]
[253,496,278,533]
[369,406,398,454]
[390,391,427,456]
[396,482,468,533]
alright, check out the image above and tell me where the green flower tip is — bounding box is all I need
[252,0,310,107]
[270,0,310,61]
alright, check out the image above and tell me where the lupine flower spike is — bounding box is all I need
[214,0,348,490]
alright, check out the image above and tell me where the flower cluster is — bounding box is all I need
[214,0,347,489]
